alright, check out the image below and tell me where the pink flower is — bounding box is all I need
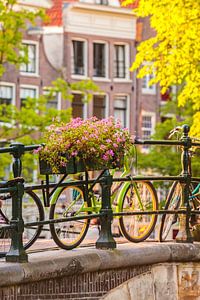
[108,149,114,156]
[102,154,109,161]
[116,137,122,143]
[71,151,78,156]
[100,145,106,150]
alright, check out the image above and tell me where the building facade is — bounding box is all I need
[0,0,162,140]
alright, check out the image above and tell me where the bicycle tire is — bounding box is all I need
[159,181,196,242]
[159,181,181,242]
[119,181,158,242]
[0,190,44,254]
[49,185,90,250]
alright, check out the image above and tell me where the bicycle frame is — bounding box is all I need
[49,169,131,216]
[190,183,200,200]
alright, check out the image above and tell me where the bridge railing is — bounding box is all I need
[0,125,200,263]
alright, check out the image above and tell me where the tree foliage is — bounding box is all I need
[122,0,200,136]
[0,1,100,180]
[0,0,45,76]
[0,78,99,180]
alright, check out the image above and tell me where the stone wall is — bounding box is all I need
[0,243,200,299]
[103,263,200,300]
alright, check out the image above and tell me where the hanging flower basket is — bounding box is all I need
[39,156,123,175]
[37,117,133,175]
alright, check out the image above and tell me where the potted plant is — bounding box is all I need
[37,116,133,174]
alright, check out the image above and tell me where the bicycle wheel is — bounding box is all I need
[159,181,181,242]
[49,185,90,250]
[159,181,197,242]
[119,181,158,242]
[0,190,44,255]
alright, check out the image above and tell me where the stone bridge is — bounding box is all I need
[1,242,200,300]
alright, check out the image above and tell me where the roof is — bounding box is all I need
[119,0,139,9]
[46,0,63,26]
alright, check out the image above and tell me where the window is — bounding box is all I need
[141,113,155,152]
[0,85,14,106]
[93,43,106,78]
[72,94,85,118]
[114,45,126,79]
[142,73,156,94]
[93,95,106,119]
[114,95,127,128]
[20,42,38,75]
[72,40,86,76]
[95,0,108,4]
[0,84,15,119]
[20,87,37,107]
[43,89,60,110]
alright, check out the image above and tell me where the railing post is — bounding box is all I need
[176,125,193,243]
[6,143,28,262]
[96,170,116,249]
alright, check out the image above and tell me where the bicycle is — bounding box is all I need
[159,126,200,242]
[0,144,158,253]
[0,144,44,255]
[49,153,158,250]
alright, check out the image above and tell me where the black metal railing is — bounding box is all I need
[0,124,200,262]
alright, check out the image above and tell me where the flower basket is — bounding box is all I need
[39,157,78,175]
[37,117,132,175]
[39,156,124,175]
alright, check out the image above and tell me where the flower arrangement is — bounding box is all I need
[38,116,133,174]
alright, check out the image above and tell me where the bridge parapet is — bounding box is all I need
[0,243,200,299]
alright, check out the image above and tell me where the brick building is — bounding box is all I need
[0,0,161,140]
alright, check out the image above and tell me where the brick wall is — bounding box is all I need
[0,265,151,300]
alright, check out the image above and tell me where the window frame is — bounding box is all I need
[141,111,156,153]
[71,92,88,119]
[20,84,39,107]
[113,43,130,81]
[113,94,130,129]
[20,40,39,77]
[93,93,109,119]
[71,39,88,79]
[43,88,61,110]
[95,0,108,4]
[93,41,109,80]
[0,82,16,106]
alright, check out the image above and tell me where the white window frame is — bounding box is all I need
[43,88,61,110]
[141,73,156,95]
[92,41,109,81]
[71,91,88,119]
[113,94,130,129]
[0,82,16,106]
[141,62,156,95]
[0,82,16,126]
[20,84,39,105]
[20,40,39,77]
[113,43,130,82]
[141,111,156,153]
[71,38,88,79]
